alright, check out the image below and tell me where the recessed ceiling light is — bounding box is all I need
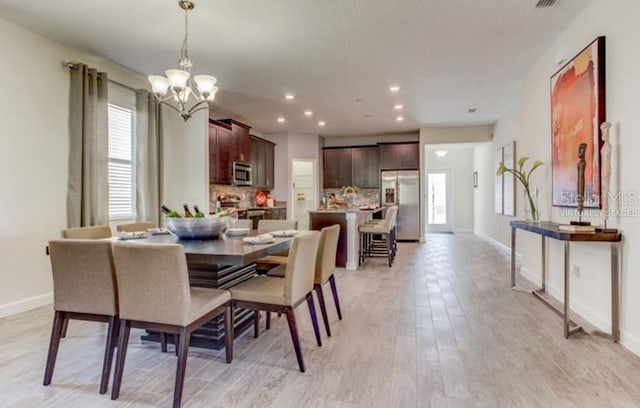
[389,85,400,92]
[285,94,295,100]
[364,114,371,118]
[354,98,364,103]
[318,121,326,127]
[277,117,285,123]
[435,150,447,158]
[394,104,403,110]
[304,110,313,117]
[396,116,404,122]
[468,108,477,114]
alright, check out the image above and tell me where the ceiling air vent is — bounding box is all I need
[535,0,556,8]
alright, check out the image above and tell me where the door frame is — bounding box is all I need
[426,168,454,233]
[290,158,318,227]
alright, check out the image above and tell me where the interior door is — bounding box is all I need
[426,169,453,233]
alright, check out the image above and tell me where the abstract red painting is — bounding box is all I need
[551,36,605,208]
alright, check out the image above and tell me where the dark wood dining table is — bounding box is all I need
[134,230,294,349]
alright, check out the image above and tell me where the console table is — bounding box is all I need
[510,220,622,340]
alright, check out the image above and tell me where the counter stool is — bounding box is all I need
[359,206,398,267]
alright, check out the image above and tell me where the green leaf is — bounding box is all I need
[517,157,529,172]
[496,162,506,175]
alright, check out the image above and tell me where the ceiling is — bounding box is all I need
[0,0,593,136]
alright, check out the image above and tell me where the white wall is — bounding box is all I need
[0,16,149,316]
[475,0,640,355]
[426,147,475,233]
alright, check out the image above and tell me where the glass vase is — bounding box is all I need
[524,186,540,222]
[345,192,357,210]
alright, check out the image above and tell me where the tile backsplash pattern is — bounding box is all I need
[323,188,380,207]
[210,185,260,212]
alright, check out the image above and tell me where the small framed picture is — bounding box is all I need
[473,171,478,188]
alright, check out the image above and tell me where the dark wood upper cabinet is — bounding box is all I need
[323,148,353,188]
[379,142,419,170]
[249,135,275,189]
[351,146,379,188]
[219,119,250,163]
[209,120,233,184]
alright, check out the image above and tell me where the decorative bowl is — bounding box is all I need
[165,216,226,240]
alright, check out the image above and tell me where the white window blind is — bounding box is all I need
[108,104,135,220]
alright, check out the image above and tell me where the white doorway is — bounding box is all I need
[291,159,316,230]
[426,169,453,233]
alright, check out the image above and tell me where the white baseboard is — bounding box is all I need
[621,331,640,356]
[475,231,519,258]
[0,292,52,318]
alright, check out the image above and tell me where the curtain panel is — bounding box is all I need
[135,90,163,226]
[66,63,109,228]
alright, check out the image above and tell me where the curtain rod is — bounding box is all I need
[65,61,140,92]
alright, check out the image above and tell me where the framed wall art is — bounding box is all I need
[550,36,606,208]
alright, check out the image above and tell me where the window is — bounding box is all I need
[108,104,135,220]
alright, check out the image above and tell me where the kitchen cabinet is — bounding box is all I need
[323,148,353,188]
[219,119,250,163]
[351,146,379,188]
[379,142,419,170]
[209,120,232,184]
[250,135,275,189]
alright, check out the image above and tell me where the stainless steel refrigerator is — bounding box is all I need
[381,170,420,241]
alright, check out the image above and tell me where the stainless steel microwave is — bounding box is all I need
[232,162,252,186]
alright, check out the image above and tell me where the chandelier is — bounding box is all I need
[148,0,217,122]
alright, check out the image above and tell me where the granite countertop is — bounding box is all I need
[309,207,384,214]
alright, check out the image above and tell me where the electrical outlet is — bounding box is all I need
[572,265,580,278]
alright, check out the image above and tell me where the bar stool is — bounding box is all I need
[359,206,398,267]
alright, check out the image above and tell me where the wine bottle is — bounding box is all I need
[193,205,206,218]
[183,204,194,218]
[160,204,182,218]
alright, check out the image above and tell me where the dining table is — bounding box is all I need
[130,230,295,349]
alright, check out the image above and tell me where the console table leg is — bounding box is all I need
[564,242,571,339]
[612,242,620,342]
[511,227,516,288]
[541,236,546,291]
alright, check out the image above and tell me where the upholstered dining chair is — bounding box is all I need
[110,242,233,408]
[230,231,321,372]
[44,239,118,395]
[266,225,342,337]
[61,225,112,239]
[256,219,299,266]
[115,221,155,233]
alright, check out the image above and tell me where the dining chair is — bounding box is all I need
[61,225,112,239]
[230,231,321,372]
[115,221,155,233]
[256,219,298,266]
[110,242,233,408]
[359,205,398,267]
[266,225,342,337]
[44,239,118,395]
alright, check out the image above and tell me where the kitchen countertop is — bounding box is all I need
[308,207,384,214]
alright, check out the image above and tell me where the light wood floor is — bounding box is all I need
[3,234,640,407]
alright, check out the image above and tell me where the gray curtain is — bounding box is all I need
[135,90,163,226]
[67,64,109,228]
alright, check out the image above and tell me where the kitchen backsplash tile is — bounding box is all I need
[323,188,380,207]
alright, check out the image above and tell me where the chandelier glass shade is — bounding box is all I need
[148,0,217,121]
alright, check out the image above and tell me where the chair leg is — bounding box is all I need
[314,284,331,337]
[284,307,305,373]
[173,327,190,408]
[99,316,118,394]
[174,334,179,356]
[265,311,271,330]
[111,320,131,401]
[306,293,322,347]
[224,306,233,364]
[60,317,69,338]
[253,311,260,338]
[161,332,168,353]
[387,233,393,267]
[43,311,65,386]
[328,275,343,320]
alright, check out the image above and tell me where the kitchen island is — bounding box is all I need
[309,207,385,270]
